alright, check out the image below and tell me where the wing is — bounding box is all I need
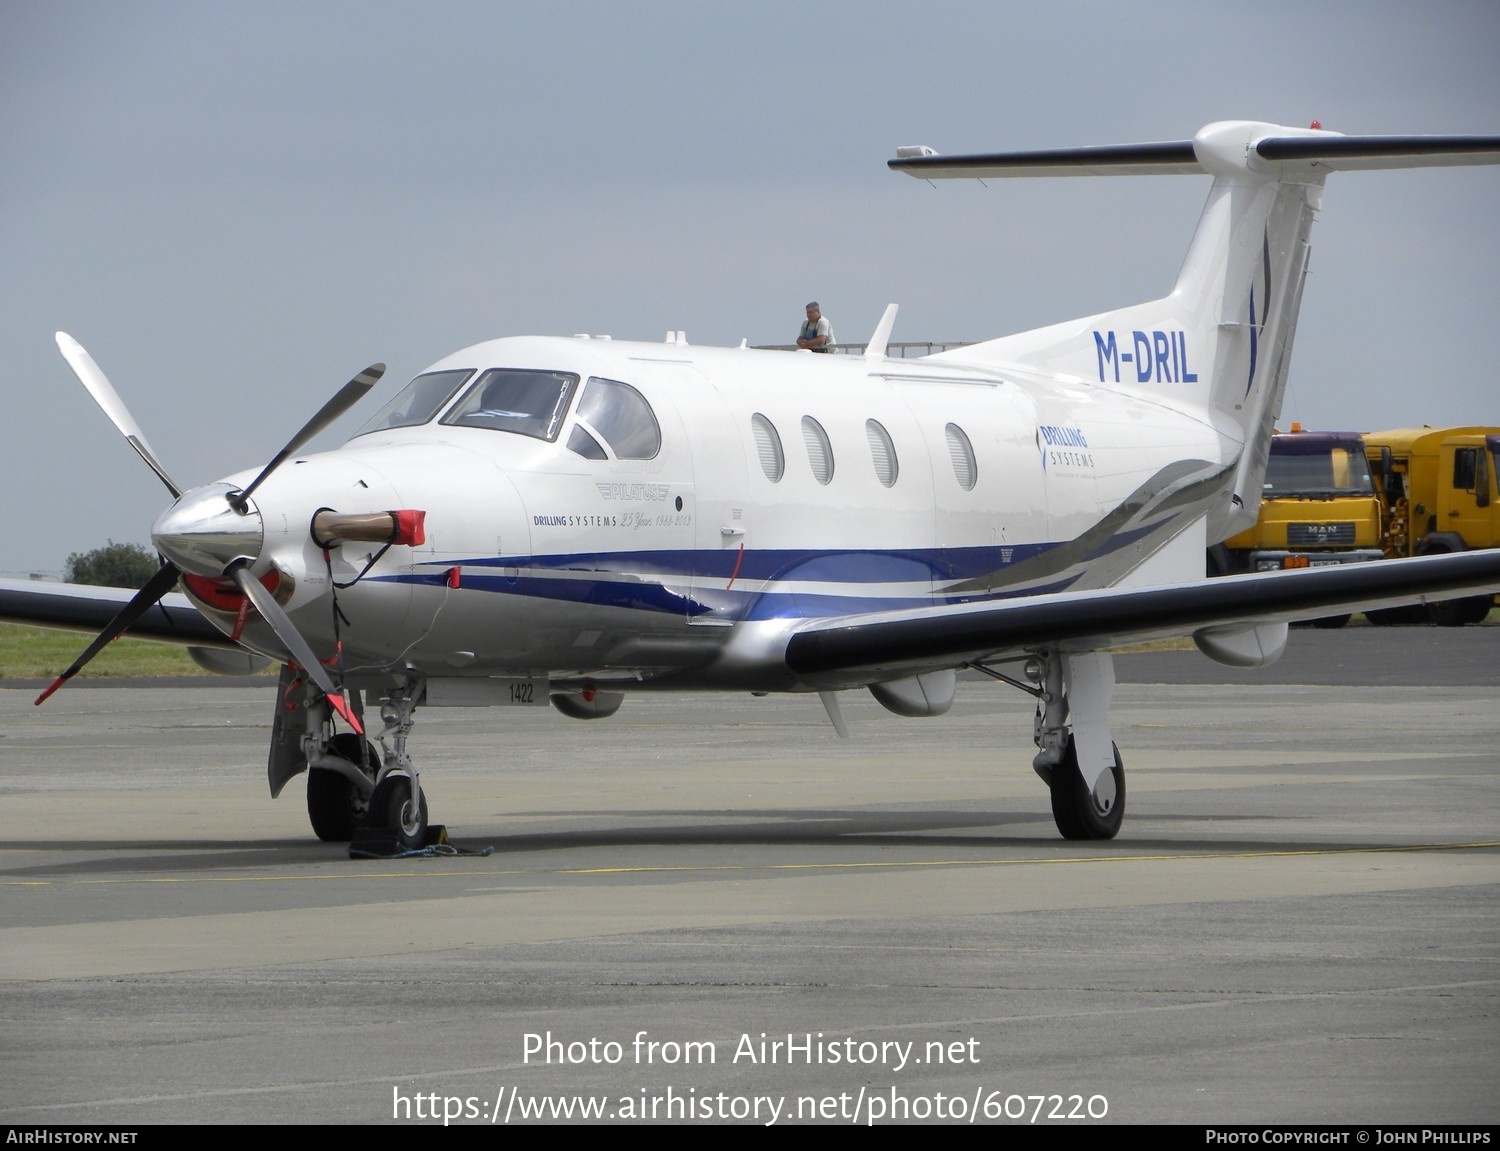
[0,577,231,648]
[784,550,1500,678]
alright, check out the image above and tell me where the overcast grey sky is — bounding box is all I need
[3,0,1497,577]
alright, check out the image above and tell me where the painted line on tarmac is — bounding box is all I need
[2,839,1496,887]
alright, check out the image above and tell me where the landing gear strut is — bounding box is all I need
[364,677,429,850]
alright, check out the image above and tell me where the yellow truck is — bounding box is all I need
[1364,426,1500,626]
[1210,429,1384,627]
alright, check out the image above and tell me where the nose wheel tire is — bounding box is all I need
[1049,737,1125,840]
[369,773,429,851]
[306,734,381,842]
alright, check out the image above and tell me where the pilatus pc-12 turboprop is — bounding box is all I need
[6,120,1499,848]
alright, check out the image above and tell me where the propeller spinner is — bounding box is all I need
[37,333,384,727]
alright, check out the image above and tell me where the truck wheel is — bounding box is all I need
[1309,614,1351,629]
[1428,596,1493,627]
[1367,606,1425,626]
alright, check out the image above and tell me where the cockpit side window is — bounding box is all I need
[567,426,608,460]
[567,378,661,461]
[353,368,473,436]
[441,369,579,442]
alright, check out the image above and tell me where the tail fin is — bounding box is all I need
[892,122,1499,514]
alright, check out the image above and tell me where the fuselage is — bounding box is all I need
[176,334,1234,691]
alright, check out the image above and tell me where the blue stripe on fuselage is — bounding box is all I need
[375,566,1084,620]
[413,544,1054,584]
[371,536,1124,621]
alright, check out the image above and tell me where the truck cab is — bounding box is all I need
[1364,426,1500,625]
[1215,430,1384,574]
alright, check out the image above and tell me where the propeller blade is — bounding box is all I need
[55,332,182,498]
[228,563,362,733]
[234,364,385,508]
[34,562,183,705]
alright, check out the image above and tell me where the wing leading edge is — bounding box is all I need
[784,550,1500,678]
[0,578,230,648]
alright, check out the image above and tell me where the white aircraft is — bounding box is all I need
[5,120,1499,849]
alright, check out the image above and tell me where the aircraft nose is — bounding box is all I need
[151,483,264,576]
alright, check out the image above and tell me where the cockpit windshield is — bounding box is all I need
[353,369,473,437]
[440,369,579,442]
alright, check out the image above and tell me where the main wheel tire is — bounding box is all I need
[306,734,380,842]
[1049,737,1125,841]
[368,773,430,851]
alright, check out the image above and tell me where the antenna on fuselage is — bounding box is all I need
[864,303,899,362]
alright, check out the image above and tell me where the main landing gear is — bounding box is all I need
[269,667,432,850]
[974,649,1125,840]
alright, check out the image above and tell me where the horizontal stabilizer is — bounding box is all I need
[891,129,1500,180]
[889,139,1199,179]
[1253,133,1500,170]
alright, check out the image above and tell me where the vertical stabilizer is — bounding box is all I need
[889,121,1500,531]
[895,123,1329,431]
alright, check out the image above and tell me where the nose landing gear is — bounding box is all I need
[271,667,436,850]
[361,678,430,851]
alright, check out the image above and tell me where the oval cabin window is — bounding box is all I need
[801,416,834,485]
[945,423,977,491]
[751,413,784,482]
[866,419,898,487]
